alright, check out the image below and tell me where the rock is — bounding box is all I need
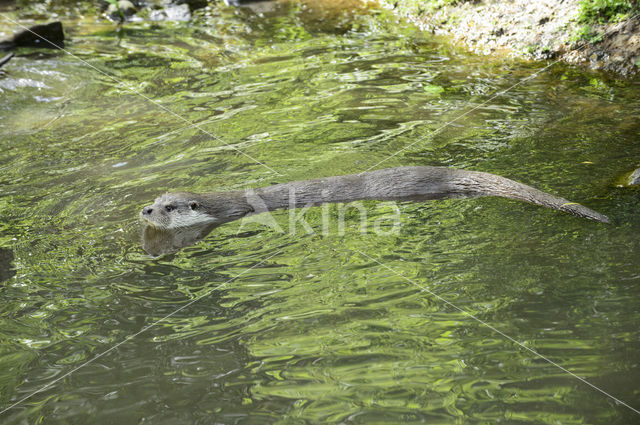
[0,21,64,50]
[0,52,13,68]
[226,0,274,6]
[107,0,137,21]
[175,0,209,11]
[225,0,278,15]
[492,27,505,37]
[629,168,640,186]
[379,0,640,77]
[150,3,191,21]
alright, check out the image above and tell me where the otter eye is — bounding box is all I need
[165,205,174,212]
[189,201,199,211]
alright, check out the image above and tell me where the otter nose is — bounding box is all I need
[142,206,153,215]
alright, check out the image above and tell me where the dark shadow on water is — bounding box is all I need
[0,247,15,282]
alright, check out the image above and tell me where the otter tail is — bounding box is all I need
[458,169,610,224]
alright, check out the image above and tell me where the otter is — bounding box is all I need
[140,166,610,229]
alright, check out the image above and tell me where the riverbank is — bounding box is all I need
[374,0,640,76]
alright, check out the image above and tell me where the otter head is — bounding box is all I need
[140,192,215,229]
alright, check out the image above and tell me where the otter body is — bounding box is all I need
[140,166,609,229]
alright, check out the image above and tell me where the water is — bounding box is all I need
[1,1,640,423]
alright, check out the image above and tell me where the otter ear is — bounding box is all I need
[189,201,199,211]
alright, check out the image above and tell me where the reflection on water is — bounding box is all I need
[1,0,640,424]
[141,222,218,256]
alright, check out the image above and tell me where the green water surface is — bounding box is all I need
[1,1,639,424]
